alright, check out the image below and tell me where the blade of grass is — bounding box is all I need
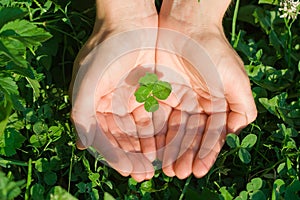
[231,0,240,44]
[25,158,32,200]
[0,157,28,167]
[68,144,75,193]
[179,175,192,200]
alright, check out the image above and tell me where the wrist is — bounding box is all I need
[96,0,157,23]
[161,0,231,29]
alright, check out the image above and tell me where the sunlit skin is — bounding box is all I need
[70,0,158,182]
[158,0,257,179]
[70,0,257,182]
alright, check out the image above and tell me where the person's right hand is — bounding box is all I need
[70,0,159,182]
[156,0,258,179]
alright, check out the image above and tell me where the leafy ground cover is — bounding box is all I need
[0,0,299,199]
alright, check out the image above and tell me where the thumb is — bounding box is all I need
[71,115,97,149]
[76,134,88,150]
[227,111,254,134]
[224,64,257,133]
[225,75,257,133]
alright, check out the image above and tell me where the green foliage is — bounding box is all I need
[0,5,51,134]
[0,171,25,200]
[135,73,172,112]
[0,0,299,199]
[46,186,77,200]
[258,0,279,5]
[0,128,26,156]
[226,133,257,164]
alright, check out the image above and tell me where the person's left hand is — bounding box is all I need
[154,0,257,179]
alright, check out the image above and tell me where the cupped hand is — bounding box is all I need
[70,0,159,182]
[157,0,257,179]
[70,0,257,182]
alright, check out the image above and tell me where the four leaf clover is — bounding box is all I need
[134,73,172,112]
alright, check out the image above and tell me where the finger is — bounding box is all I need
[92,122,133,177]
[71,104,97,149]
[162,110,188,177]
[111,84,147,153]
[110,87,138,136]
[174,114,207,179]
[221,59,257,133]
[98,87,141,152]
[71,116,90,150]
[127,153,155,182]
[96,113,120,147]
[112,114,141,152]
[153,102,172,135]
[105,114,138,152]
[132,106,156,162]
[76,139,87,150]
[192,113,226,178]
[153,103,172,161]
[155,131,167,161]
[226,85,257,133]
[137,138,156,163]
[75,112,117,150]
[71,116,96,150]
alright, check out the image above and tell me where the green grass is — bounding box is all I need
[0,0,299,199]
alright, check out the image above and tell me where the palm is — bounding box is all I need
[70,3,158,181]
[70,0,257,182]
[157,11,257,178]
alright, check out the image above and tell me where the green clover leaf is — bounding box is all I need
[153,81,172,100]
[144,96,159,112]
[138,73,158,86]
[134,73,172,112]
[134,86,152,103]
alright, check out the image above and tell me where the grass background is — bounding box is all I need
[0,0,299,199]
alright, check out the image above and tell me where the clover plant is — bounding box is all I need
[134,73,172,112]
